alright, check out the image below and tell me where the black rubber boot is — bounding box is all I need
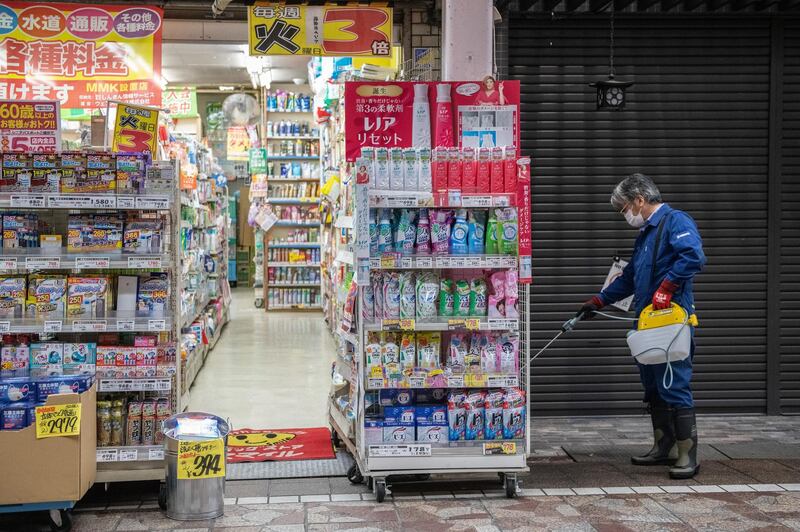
[669,407,700,479]
[631,398,677,466]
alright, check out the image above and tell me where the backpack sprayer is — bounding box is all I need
[532,304,699,389]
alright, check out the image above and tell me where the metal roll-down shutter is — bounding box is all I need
[509,17,771,415]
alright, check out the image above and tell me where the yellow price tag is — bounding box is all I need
[465,374,488,387]
[465,318,480,331]
[484,442,517,455]
[448,318,466,329]
[382,319,399,330]
[35,403,81,439]
[380,255,397,268]
[399,318,415,330]
[177,438,226,480]
[370,366,384,378]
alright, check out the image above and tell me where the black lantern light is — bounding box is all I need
[589,3,633,110]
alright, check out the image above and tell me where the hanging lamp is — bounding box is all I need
[589,3,633,110]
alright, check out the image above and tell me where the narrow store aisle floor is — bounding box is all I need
[188,288,336,429]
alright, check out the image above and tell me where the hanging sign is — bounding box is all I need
[0,100,60,152]
[248,3,392,57]
[177,438,226,479]
[0,2,163,109]
[248,148,268,173]
[344,82,413,162]
[111,102,159,154]
[226,127,250,161]
[35,402,82,439]
[163,87,198,118]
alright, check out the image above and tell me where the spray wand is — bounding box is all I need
[531,312,585,361]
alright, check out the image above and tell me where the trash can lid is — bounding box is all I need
[162,411,230,440]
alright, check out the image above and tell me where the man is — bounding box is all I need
[579,173,706,479]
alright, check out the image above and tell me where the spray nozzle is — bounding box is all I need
[561,312,585,332]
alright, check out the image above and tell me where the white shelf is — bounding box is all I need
[369,254,517,270]
[0,251,170,272]
[97,377,172,392]
[96,445,164,463]
[0,192,173,210]
[365,373,519,390]
[269,262,320,267]
[368,191,515,209]
[0,315,172,334]
[364,317,519,332]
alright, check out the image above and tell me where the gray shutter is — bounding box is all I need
[781,23,800,413]
[509,17,771,415]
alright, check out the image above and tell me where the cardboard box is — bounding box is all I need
[0,385,96,504]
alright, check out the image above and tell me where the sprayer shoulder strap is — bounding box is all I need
[650,211,673,285]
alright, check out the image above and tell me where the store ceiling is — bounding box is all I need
[162,42,310,88]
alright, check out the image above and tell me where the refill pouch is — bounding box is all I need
[497,333,519,374]
[470,278,488,316]
[377,210,393,253]
[383,272,400,319]
[362,279,375,322]
[415,208,431,254]
[400,333,416,371]
[468,211,486,254]
[395,210,416,255]
[448,333,469,368]
[485,213,499,254]
[447,390,467,441]
[416,272,439,318]
[416,332,441,369]
[431,210,452,253]
[454,280,471,317]
[439,278,454,316]
[372,272,384,319]
[484,390,506,440]
[480,333,499,374]
[496,208,518,255]
[465,333,483,369]
[503,388,526,439]
[399,272,416,319]
[465,391,487,440]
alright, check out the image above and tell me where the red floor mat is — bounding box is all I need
[227,427,336,463]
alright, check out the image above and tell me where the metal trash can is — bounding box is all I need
[162,412,230,521]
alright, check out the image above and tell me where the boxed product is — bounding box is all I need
[1,344,30,379]
[378,389,415,407]
[84,153,116,193]
[59,151,87,193]
[415,405,448,444]
[0,276,26,318]
[67,277,110,318]
[31,154,61,193]
[30,343,63,378]
[1,153,32,192]
[141,400,156,445]
[26,274,67,320]
[1,402,31,430]
[116,153,146,194]
[35,376,90,402]
[383,405,415,443]
[63,343,97,376]
[3,214,39,249]
[135,347,157,378]
[137,273,169,317]
[123,219,163,254]
[365,418,384,445]
[126,400,142,445]
[95,346,120,378]
[0,378,34,403]
[40,235,62,250]
[67,215,123,252]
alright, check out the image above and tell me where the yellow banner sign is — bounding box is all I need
[35,403,81,439]
[248,3,392,57]
[112,103,159,154]
[177,438,226,480]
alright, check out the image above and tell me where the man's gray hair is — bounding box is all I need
[610,173,663,210]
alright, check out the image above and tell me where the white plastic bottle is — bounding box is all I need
[412,84,431,148]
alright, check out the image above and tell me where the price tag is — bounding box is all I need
[149,448,165,461]
[155,379,171,391]
[399,257,413,269]
[369,444,431,457]
[116,319,135,332]
[367,377,384,389]
[128,257,161,269]
[450,257,467,268]
[369,257,380,269]
[416,256,433,268]
[435,256,451,268]
[97,449,119,462]
[75,257,110,269]
[448,318,466,330]
[35,403,81,439]
[380,254,397,268]
[387,195,418,208]
[488,319,519,331]
[72,320,107,332]
[10,194,46,208]
[465,318,480,331]
[464,257,483,268]
[117,196,136,209]
[504,257,518,268]
[399,318,415,331]
[90,195,116,209]
[447,190,462,207]
[47,195,91,208]
[408,376,426,388]
[136,196,170,210]
[447,375,465,388]
[148,319,166,332]
[25,257,60,269]
[485,256,506,268]
[44,320,62,333]
[465,374,488,387]
[382,319,400,331]
[177,438,226,480]
[493,196,512,207]
[484,442,517,455]
[0,321,9,333]
[462,195,493,208]
[119,449,138,462]
[0,257,17,270]
[369,366,384,378]
[487,375,519,387]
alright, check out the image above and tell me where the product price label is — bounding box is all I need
[98,378,171,392]
[35,403,81,439]
[462,195,493,208]
[119,449,138,462]
[128,257,162,269]
[387,195,418,208]
[367,377,385,389]
[493,195,512,207]
[447,190,462,207]
[47,195,91,208]
[97,449,119,462]
[44,320,62,333]
[116,319,136,332]
[450,257,467,268]
[465,374,488,387]
[75,257,110,269]
[485,256,507,268]
[487,375,519,388]
[382,319,400,331]
[148,319,167,332]
[399,318,415,331]
[149,448,165,461]
[136,196,170,210]
[380,255,397,268]
[369,366,384,378]
[465,318,481,331]
[399,257,413,269]
[416,256,433,269]
[435,256,451,268]
[72,320,107,332]
[447,375,465,388]
[0,321,9,333]
[10,194,46,208]
[464,257,483,268]
[483,442,517,455]
[177,438,226,480]
[117,196,136,209]
[408,376,426,388]
[369,257,381,269]
[90,196,117,209]
[368,444,431,457]
[25,257,60,269]
[488,318,519,331]
[447,318,466,330]
[0,257,17,270]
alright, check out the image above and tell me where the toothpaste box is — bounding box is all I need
[26,274,67,320]
[365,418,384,445]
[1,345,29,379]
[0,378,34,403]
[63,343,97,376]
[0,276,26,318]
[378,389,415,407]
[67,276,110,318]
[1,402,30,430]
[30,343,63,378]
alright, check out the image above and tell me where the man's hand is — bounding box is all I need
[578,296,605,319]
[652,279,679,310]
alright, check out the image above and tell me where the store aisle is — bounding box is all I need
[188,288,336,429]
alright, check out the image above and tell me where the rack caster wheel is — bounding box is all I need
[504,474,518,499]
[158,482,167,510]
[48,509,72,532]
[347,464,363,484]
[375,479,387,503]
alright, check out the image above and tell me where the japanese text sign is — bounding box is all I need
[0,99,60,152]
[248,3,392,57]
[163,87,198,118]
[227,127,250,162]
[177,438,226,480]
[344,83,412,161]
[35,402,81,439]
[0,2,163,109]
[112,102,159,154]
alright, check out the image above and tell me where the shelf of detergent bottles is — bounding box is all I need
[369,254,517,270]
[368,191,515,209]
[365,317,519,333]
[365,369,519,390]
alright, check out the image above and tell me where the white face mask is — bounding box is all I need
[624,205,645,228]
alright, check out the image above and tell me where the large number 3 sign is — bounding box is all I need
[323,8,390,56]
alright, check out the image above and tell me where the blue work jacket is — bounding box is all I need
[600,203,706,317]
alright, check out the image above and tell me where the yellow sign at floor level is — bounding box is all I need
[177,439,226,479]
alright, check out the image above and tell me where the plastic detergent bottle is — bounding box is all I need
[416,208,431,254]
[450,209,469,254]
[412,84,432,148]
[377,209,393,252]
